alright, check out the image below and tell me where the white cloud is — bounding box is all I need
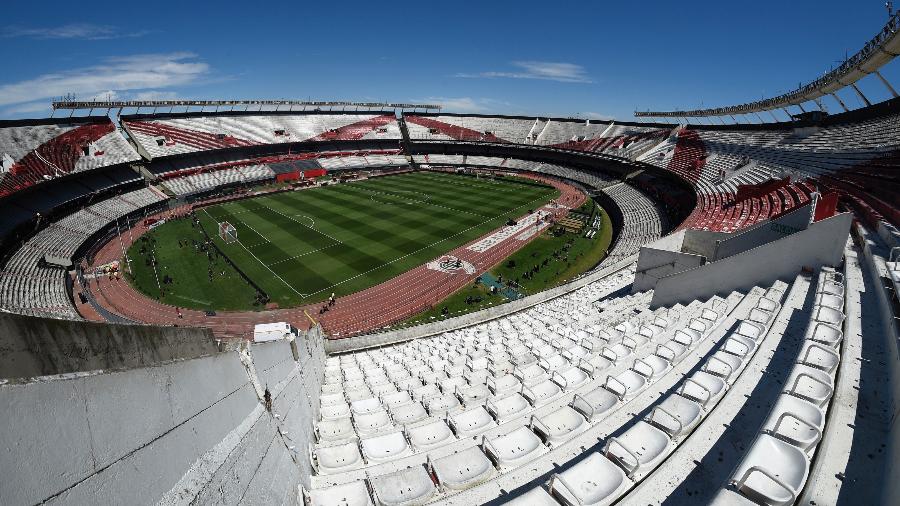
[456,61,593,83]
[2,101,52,116]
[0,53,209,107]
[1,23,149,40]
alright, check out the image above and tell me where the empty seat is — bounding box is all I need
[370,465,436,506]
[679,371,727,407]
[553,366,590,391]
[316,417,356,444]
[797,342,840,373]
[572,387,619,422]
[305,480,373,506]
[504,487,560,505]
[427,393,462,417]
[457,383,490,406]
[354,409,393,437]
[382,390,413,408]
[785,366,834,407]
[484,426,548,469]
[524,379,563,407]
[407,419,455,451]
[351,397,383,415]
[807,322,843,347]
[449,406,498,437]
[430,446,496,491]
[360,431,412,464]
[605,370,647,400]
[604,421,671,476]
[730,434,810,505]
[487,373,521,396]
[486,393,530,423]
[313,441,364,475]
[390,401,428,426]
[548,453,630,506]
[647,394,703,437]
[321,402,351,420]
[532,405,590,446]
[763,395,824,451]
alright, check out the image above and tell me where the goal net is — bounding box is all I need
[218,221,238,244]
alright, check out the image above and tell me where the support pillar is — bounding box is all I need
[874,70,899,98]
[797,103,807,113]
[830,93,850,112]
[768,110,780,123]
[850,83,872,106]
[813,98,827,112]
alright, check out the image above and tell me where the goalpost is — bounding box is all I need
[218,221,238,244]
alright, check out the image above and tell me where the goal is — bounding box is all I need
[218,221,238,244]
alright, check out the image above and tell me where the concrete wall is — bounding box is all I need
[650,212,852,308]
[0,312,220,381]
[0,320,326,505]
[712,203,812,260]
[632,246,704,293]
[681,229,728,258]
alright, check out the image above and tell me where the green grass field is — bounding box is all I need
[127,171,559,311]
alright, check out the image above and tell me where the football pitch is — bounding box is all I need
[129,171,559,310]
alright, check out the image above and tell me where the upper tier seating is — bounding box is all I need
[0,118,140,197]
[122,113,397,159]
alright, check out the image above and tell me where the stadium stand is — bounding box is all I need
[0,117,140,197]
[1,95,899,505]
[121,112,397,159]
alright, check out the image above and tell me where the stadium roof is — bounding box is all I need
[635,11,900,118]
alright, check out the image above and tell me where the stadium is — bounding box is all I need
[2,4,900,506]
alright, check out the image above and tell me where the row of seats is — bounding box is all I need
[0,118,140,197]
[0,187,166,319]
[161,164,276,196]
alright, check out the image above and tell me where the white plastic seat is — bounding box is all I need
[524,379,563,407]
[532,405,590,446]
[540,353,570,372]
[411,383,440,401]
[553,366,590,391]
[797,342,840,373]
[548,453,630,506]
[321,402,351,420]
[427,393,462,417]
[605,421,671,476]
[306,480,373,506]
[704,351,743,381]
[351,397,383,415]
[656,340,688,363]
[764,395,824,451]
[605,370,647,400]
[449,406,498,437]
[370,465,436,506]
[736,321,766,341]
[633,355,671,381]
[571,386,618,422]
[731,434,810,505]
[486,393,530,423]
[504,487,559,505]
[313,441,364,475]
[813,306,845,326]
[395,377,421,392]
[316,417,356,444]
[457,383,490,406]
[320,392,345,407]
[354,409,393,437]
[785,366,834,407]
[382,390,413,408]
[321,383,344,395]
[604,343,634,364]
[579,354,613,375]
[346,388,374,403]
[484,426,548,469]
[440,376,467,393]
[407,419,455,451]
[679,371,727,407]
[816,291,843,311]
[487,373,521,396]
[390,401,428,426]
[756,297,780,313]
[361,431,412,464]
[648,394,703,437]
[515,363,550,386]
[819,280,844,297]
[807,322,843,347]
[431,446,496,491]
[370,383,397,397]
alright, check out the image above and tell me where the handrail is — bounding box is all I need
[648,405,684,436]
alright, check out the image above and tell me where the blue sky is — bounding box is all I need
[1,0,898,120]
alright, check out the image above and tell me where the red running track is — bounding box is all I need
[79,174,585,339]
